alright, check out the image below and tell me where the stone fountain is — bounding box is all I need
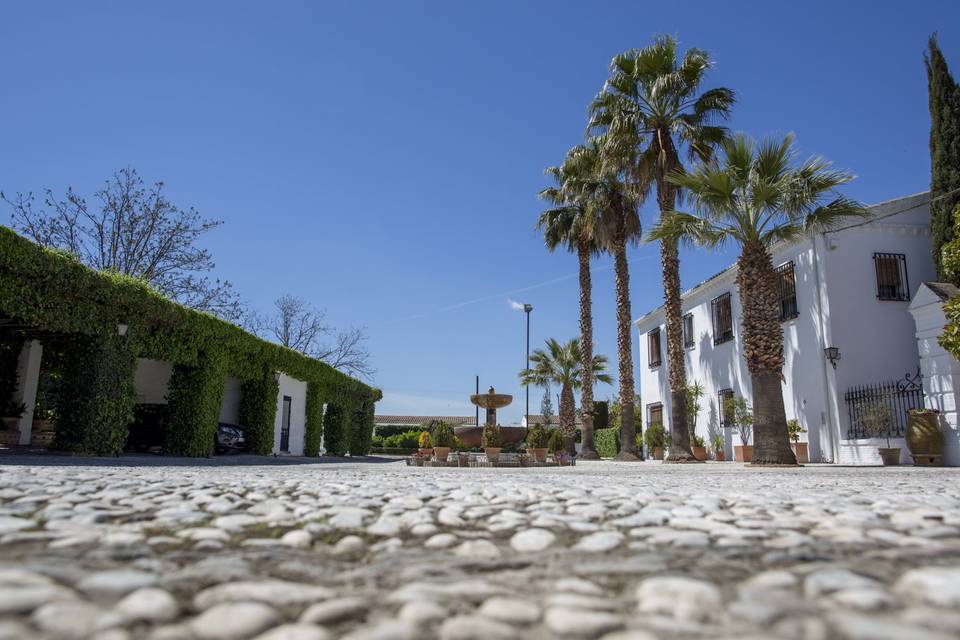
[455,386,527,447]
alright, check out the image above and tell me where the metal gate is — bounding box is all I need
[844,370,924,439]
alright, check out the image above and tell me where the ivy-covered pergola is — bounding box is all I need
[0,226,380,456]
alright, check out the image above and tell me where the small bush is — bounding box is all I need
[594,427,620,458]
[481,424,502,448]
[644,422,667,451]
[787,419,806,443]
[692,434,705,448]
[383,430,422,448]
[547,429,564,453]
[526,424,549,448]
[593,400,609,430]
[323,403,348,456]
[432,421,455,447]
[418,431,433,449]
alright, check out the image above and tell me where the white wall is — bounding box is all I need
[274,373,307,455]
[134,358,173,404]
[220,376,242,424]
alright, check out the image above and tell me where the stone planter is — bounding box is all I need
[433,447,451,462]
[32,419,54,433]
[714,450,725,461]
[0,428,20,446]
[457,453,470,467]
[735,445,753,463]
[906,410,943,466]
[692,446,708,461]
[653,447,664,460]
[878,447,901,466]
[484,447,501,463]
[528,447,548,463]
[791,442,809,464]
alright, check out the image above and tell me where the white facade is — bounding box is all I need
[274,373,308,456]
[636,192,937,464]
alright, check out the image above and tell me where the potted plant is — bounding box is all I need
[411,448,431,467]
[432,421,455,462]
[418,431,434,459]
[906,408,943,466]
[482,423,503,463]
[547,429,564,457]
[787,419,809,463]
[860,402,900,466]
[525,423,549,462]
[725,396,753,462]
[644,422,667,460]
[712,434,725,461]
[691,434,708,461]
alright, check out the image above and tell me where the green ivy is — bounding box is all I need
[52,334,136,455]
[0,337,24,416]
[163,351,226,457]
[594,427,621,458]
[349,401,375,456]
[323,403,347,456]
[239,369,279,455]
[304,382,324,457]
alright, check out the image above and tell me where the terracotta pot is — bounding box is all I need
[734,445,753,463]
[878,447,901,466]
[692,446,708,461]
[653,447,664,460]
[433,447,451,462]
[791,442,809,464]
[484,447,501,463]
[714,450,726,462]
[529,447,548,463]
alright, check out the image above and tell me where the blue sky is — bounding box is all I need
[2,1,958,422]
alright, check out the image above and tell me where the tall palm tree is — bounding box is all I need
[568,139,644,460]
[649,133,866,465]
[538,147,604,459]
[589,36,735,463]
[519,337,612,455]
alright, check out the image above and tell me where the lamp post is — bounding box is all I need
[523,303,533,426]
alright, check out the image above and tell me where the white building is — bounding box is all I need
[635,192,953,465]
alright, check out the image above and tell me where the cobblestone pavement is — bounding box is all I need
[0,459,959,640]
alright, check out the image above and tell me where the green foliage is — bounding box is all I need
[164,351,226,457]
[927,36,960,280]
[418,431,433,449]
[348,402,374,455]
[323,403,348,456]
[453,435,466,451]
[526,423,549,448]
[787,419,806,443]
[723,396,753,445]
[303,382,324,457]
[594,427,621,458]
[644,422,667,450]
[239,369,278,455]
[593,400,609,430]
[711,433,724,452]
[940,207,960,283]
[686,381,704,437]
[547,428,564,453]
[383,430,422,449]
[481,423,502,448]
[375,424,426,438]
[431,421,455,448]
[692,434,705,448]
[53,334,136,455]
[0,225,381,455]
[0,337,24,417]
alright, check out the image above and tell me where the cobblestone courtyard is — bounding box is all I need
[0,459,959,640]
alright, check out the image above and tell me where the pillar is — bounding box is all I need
[14,340,43,445]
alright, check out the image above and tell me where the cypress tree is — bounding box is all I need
[927,34,960,280]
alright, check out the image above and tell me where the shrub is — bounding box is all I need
[239,368,279,455]
[692,434,705,448]
[418,431,433,449]
[453,435,467,450]
[481,423,502,448]
[375,424,425,438]
[712,434,723,453]
[593,400,609,430]
[787,419,806,443]
[384,430,421,448]
[526,423,549,448]
[432,421,455,448]
[163,350,226,457]
[547,428,564,453]
[594,427,620,458]
[323,403,348,456]
[303,382,324,456]
[644,422,667,451]
[348,401,374,455]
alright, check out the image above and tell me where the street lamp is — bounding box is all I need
[523,303,533,426]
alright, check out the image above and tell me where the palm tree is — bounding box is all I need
[567,139,644,460]
[519,337,613,455]
[649,133,866,465]
[538,147,604,459]
[589,36,735,463]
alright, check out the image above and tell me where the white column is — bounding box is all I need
[14,340,43,445]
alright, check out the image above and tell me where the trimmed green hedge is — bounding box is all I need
[593,401,609,430]
[239,369,279,455]
[164,351,226,456]
[375,423,430,438]
[323,403,347,456]
[303,382,324,457]
[595,427,621,458]
[349,402,374,456]
[0,225,380,456]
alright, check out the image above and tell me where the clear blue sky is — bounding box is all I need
[2,1,958,422]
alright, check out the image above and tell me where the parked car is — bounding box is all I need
[215,423,246,454]
[126,404,167,452]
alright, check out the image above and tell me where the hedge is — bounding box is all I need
[349,402,374,455]
[595,427,621,458]
[0,337,24,415]
[593,401,609,430]
[303,382,324,457]
[239,369,279,455]
[374,423,431,438]
[164,350,226,456]
[0,225,380,456]
[323,403,347,456]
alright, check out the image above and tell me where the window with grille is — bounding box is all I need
[874,253,909,301]
[648,403,663,427]
[776,261,799,321]
[647,328,662,367]
[711,293,733,345]
[682,313,694,348]
[718,389,734,430]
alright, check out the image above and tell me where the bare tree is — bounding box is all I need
[261,294,374,380]
[3,168,243,321]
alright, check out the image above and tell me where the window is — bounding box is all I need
[718,389,734,430]
[648,403,663,427]
[776,261,799,321]
[647,328,662,367]
[874,253,909,301]
[682,313,695,348]
[711,293,734,345]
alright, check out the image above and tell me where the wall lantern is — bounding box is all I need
[824,346,841,369]
[117,323,129,337]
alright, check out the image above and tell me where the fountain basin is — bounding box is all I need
[455,425,527,448]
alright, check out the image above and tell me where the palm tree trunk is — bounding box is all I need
[577,237,599,460]
[612,216,640,461]
[736,240,797,465]
[560,383,576,455]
